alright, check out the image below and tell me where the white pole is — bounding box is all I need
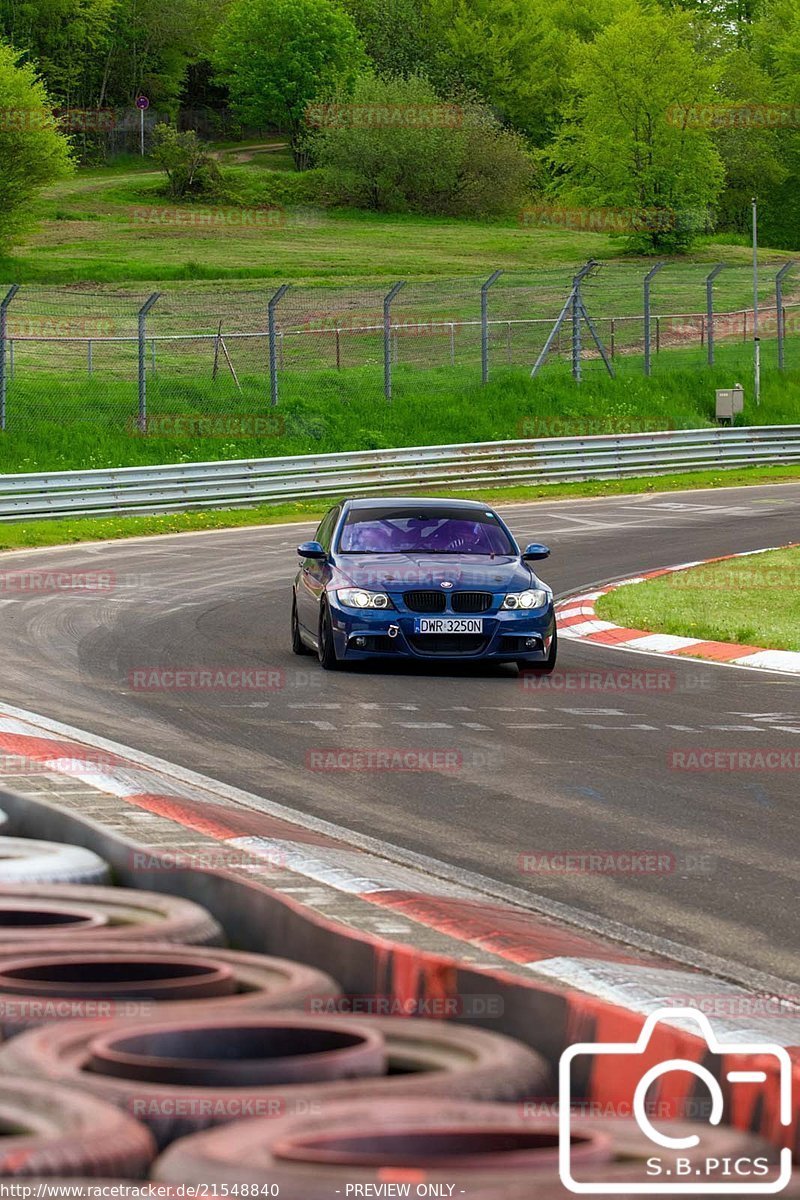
[140,106,145,156]
[753,196,760,405]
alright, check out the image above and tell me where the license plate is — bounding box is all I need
[413,618,483,634]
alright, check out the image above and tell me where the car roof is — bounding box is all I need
[343,497,492,511]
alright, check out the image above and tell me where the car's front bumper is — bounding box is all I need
[328,601,556,663]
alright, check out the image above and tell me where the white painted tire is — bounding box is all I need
[0,838,110,885]
[0,811,7,832]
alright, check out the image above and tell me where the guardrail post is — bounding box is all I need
[481,270,502,383]
[383,281,405,402]
[643,263,664,377]
[0,285,20,432]
[776,261,795,370]
[137,292,160,433]
[268,284,290,407]
[705,264,726,367]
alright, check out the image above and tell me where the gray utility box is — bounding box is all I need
[716,384,744,421]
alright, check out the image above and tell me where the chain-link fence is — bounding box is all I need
[1,261,798,434]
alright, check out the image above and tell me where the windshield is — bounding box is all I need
[338,507,515,555]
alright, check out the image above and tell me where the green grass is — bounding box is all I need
[1,360,799,474]
[596,545,800,652]
[0,464,798,553]
[0,155,793,288]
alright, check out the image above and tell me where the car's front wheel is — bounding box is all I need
[518,628,557,676]
[291,595,313,656]
[318,599,341,671]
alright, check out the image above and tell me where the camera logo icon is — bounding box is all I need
[559,1007,793,1194]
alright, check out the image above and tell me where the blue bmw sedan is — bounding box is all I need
[291,498,556,673]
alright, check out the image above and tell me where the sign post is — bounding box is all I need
[136,96,150,156]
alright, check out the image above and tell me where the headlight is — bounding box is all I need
[502,589,549,610]
[336,588,393,610]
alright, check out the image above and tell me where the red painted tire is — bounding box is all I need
[154,1099,612,1193]
[0,1013,550,1146]
[0,884,223,945]
[0,941,342,1036]
[156,1103,786,1197]
[0,1077,155,1178]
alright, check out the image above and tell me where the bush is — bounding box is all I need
[151,125,222,199]
[309,72,534,216]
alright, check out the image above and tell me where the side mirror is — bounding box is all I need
[522,542,550,561]
[297,541,326,560]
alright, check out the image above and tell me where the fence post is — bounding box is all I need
[705,263,726,368]
[268,285,290,407]
[776,261,795,371]
[449,323,455,366]
[610,318,615,359]
[643,263,664,377]
[383,281,406,402]
[335,328,341,370]
[481,270,503,383]
[0,285,20,432]
[88,339,93,376]
[137,293,160,433]
[572,261,596,382]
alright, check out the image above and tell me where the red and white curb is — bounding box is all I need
[557,544,800,674]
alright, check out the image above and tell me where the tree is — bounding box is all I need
[0,39,73,250]
[552,5,724,251]
[420,0,624,145]
[151,124,221,197]
[312,71,534,215]
[214,0,365,167]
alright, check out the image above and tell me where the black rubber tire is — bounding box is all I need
[0,1077,155,1179]
[291,595,313,656]
[317,599,341,671]
[154,1103,784,1197]
[154,1098,610,1193]
[0,885,223,946]
[518,627,557,675]
[0,1012,550,1148]
[0,941,342,1036]
[0,838,110,885]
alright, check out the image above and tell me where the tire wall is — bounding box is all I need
[1,784,794,1159]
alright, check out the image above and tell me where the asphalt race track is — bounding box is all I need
[0,482,798,988]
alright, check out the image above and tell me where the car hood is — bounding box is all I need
[332,554,543,592]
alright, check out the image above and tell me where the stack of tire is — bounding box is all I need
[0,811,792,1197]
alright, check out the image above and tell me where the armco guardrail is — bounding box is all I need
[0,425,798,521]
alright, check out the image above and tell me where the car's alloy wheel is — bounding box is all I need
[318,600,341,671]
[291,596,312,656]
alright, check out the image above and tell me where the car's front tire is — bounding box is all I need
[518,627,557,676]
[291,596,313,656]
[318,599,341,671]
